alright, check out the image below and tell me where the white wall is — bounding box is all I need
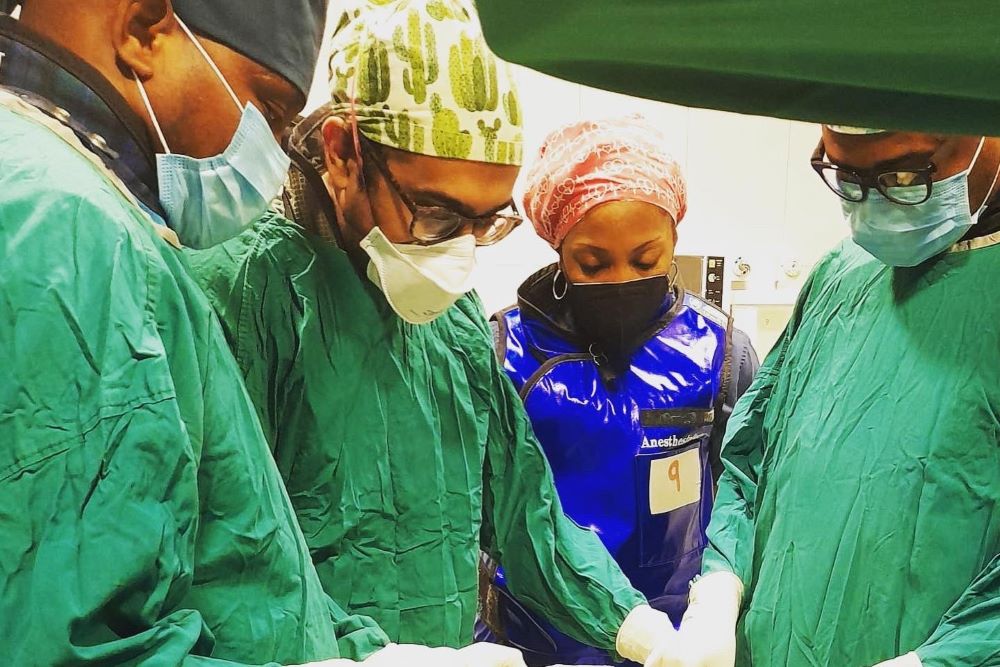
[305,59,849,356]
[476,68,849,356]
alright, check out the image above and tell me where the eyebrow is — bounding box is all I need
[574,244,612,259]
[252,69,303,115]
[631,239,660,255]
[410,188,511,218]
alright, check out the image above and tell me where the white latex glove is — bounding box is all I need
[456,642,528,666]
[647,571,743,667]
[616,604,679,665]
[871,653,922,667]
[313,642,524,667]
[357,643,463,666]
[285,645,452,666]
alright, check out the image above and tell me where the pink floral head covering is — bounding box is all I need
[523,115,687,249]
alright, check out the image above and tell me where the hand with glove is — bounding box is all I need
[646,571,743,667]
[301,642,527,667]
[871,653,922,667]
[293,643,463,667]
[456,642,527,666]
[615,604,679,665]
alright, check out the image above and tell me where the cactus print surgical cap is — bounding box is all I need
[327,0,523,166]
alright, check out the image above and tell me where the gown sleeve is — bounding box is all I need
[186,219,286,448]
[708,326,761,484]
[913,554,1000,667]
[187,216,391,662]
[0,173,283,666]
[477,338,647,653]
[701,268,819,585]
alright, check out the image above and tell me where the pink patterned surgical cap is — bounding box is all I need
[524,115,687,249]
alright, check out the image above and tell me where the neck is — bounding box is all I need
[0,16,161,213]
[18,3,153,148]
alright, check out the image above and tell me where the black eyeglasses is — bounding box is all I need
[811,139,945,206]
[363,140,522,246]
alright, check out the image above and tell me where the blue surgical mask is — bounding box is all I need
[134,17,290,249]
[842,137,1000,267]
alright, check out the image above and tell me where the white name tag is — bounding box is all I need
[649,448,702,515]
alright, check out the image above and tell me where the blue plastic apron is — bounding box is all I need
[482,291,730,665]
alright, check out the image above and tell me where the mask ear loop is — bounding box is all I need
[175,15,242,110]
[552,267,569,300]
[668,260,679,291]
[333,47,378,250]
[976,140,1000,213]
[969,136,987,171]
[348,49,368,194]
[133,73,170,152]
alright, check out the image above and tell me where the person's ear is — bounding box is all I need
[321,116,364,205]
[113,0,175,80]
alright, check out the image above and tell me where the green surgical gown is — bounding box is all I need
[0,104,387,665]
[188,215,646,652]
[704,237,1000,666]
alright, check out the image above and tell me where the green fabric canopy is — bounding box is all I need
[476,0,1000,135]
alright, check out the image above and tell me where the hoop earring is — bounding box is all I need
[552,268,569,301]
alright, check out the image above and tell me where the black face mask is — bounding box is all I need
[565,273,672,366]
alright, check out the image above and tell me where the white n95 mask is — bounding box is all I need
[361,227,476,325]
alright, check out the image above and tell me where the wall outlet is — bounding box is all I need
[758,305,793,333]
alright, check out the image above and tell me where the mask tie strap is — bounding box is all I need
[175,15,243,110]
[552,268,569,300]
[980,146,1000,212]
[348,42,368,192]
[134,74,170,153]
[969,136,987,169]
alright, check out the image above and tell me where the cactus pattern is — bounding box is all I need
[427,0,455,21]
[393,12,439,105]
[332,64,355,94]
[503,90,521,127]
[411,125,426,155]
[364,107,387,144]
[497,138,522,166]
[477,118,501,162]
[383,108,413,152]
[329,39,360,93]
[382,108,424,154]
[358,42,391,104]
[449,34,499,112]
[431,93,472,159]
[497,141,510,165]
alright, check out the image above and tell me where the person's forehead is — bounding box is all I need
[822,129,944,169]
[201,36,303,104]
[388,149,518,210]
[584,200,671,223]
[568,202,673,247]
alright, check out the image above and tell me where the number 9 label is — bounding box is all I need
[648,448,701,515]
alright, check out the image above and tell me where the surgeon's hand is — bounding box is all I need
[358,643,463,666]
[871,653,922,667]
[615,604,678,665]
[293,644,464,666]
[312,642,525,667]
[646,571,743,667]
[456,642,527,666]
